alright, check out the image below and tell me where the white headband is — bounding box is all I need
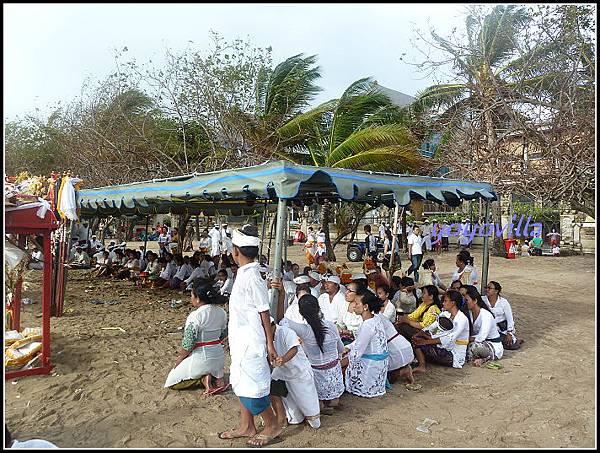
[232,229,260,247]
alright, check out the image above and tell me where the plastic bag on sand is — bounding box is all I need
[416,418,438,433]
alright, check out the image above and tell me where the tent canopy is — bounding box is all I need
[76,160,497,218]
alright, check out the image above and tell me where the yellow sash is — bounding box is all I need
[455,339,469,346]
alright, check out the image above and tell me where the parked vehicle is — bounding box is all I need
[346,240,385,262]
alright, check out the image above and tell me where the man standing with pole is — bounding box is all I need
[219,224,282,447]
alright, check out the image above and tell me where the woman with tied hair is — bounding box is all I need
[482,281,523,350]
[462,285,504,366]
[352,285,414,384]
[451,251,479,286]
[164,280,228,395]
[375,283,397,323]
[342,291,389,397]
[411,289,471,373]
[419,259,447,292]
[338,281,365,343]
[279,294,345,416]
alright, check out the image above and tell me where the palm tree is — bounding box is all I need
[280,78,425,260]
[414,5,555,253]
[414,5,536,156]
[233,53,325,160]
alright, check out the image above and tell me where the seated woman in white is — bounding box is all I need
[355,284,415,385]
[164,281,228,395]
[338,281,364,343]
[91,251,112,278]
[375,283,397,323]
[411,289,471,374]
[450,251,478,286]
[341,292,389,398]
[463,285,503,366]
[482,281,523,350]
[419,259,447,292]
[279,295,345,415]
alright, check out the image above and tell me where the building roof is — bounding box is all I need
[374,83,415,108]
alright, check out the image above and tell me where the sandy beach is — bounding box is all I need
[5,244,596,448]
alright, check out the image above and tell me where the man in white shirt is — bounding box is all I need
[441,220,450,251]
[317,275,348,326]
[67,246,91,269]
[182,254,215,290]
[458,219,471,249]
[220,224,281,446]
[107,240,118,261]
[209,225,222,260]
[364,225,378,262]
[159,254,177,281]
[89,234,103,251]
[281,275,312,324]
[92,244,105,263]
[198,229,211,253]
[217,269,235,296]
[406,225,424,282]
[378,223,386,239]
[308,271,323,298]
[138,246,148,271]
[220,223,231,253]
[27,246,44,270]
[158,229,171,257]
[421,219,432,252]
[170,256,192,289]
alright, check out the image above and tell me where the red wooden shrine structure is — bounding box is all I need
[5,205,60,379]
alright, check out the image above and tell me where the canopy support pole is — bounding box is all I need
[388,201,400,281]
[259,201,268,259]
[267,212,276,264]
[401,207,407,251]
[269,198,287,316]
[481,200,491,293]
[283,207,289,264]
[143,215,150,255]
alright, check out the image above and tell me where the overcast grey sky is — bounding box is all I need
[3,3,472,121]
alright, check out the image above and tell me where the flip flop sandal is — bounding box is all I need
[207,383,231,396]
[218,430,253,440]
[485,362,503,370]
[246,434,283,448]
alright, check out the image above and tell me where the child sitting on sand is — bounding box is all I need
[269,317,321,429]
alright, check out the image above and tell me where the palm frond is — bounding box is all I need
[327,124,418,167]
[263,54,322,120]
[329,79,392,151]
[255,66,272,114]
[275,99,337,144]
[331,146,425,173]
[413,84,468,112]
[480,5,529,67]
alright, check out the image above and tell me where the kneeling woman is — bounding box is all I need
[411,290,471,373]
[343,292,389,398]
[164,280,228,395]
[463,285,503,366]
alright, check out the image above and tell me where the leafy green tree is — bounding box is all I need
[5,116,66,176]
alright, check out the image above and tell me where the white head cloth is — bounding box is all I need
[232,229,260,247]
